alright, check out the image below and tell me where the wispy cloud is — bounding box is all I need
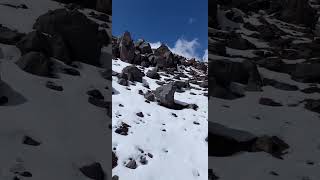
[202,49,208,62]
[188,17,196,24]
[170,38,200,60]
[150,38,207,61]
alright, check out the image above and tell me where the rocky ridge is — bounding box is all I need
[112,31,208,180]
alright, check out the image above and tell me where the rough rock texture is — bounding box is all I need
[33,9,102,65]
[16,51,51,77]
[119,31,135,63]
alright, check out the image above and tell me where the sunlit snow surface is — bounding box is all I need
[112,59,208,180]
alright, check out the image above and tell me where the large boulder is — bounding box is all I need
[16,31,51,55]
[154,44,177,68]
[121,66,144,83]
[96,0,112,14]
[279,0,318,28]
[210,59,262,91]
[16,52,52,77]
[17,31,71,63]
[291,63,320,83]
[0,25,24,45]
[119,31,135,63]
[33,9,102,66]
[154,83,176,107]
[208,0,218,28]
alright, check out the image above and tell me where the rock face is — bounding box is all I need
[16,52,51,77]
[33,9,102,66]
[209,0,218,27]
[121,66,144,82]
[0,25,24,45]
[210,59,262,91]
[79,162,105,180]
[280,0,318,28]
[16,31,51,56]
[119,31,135,63]
[96,0,112,14]
[154,83,177,108]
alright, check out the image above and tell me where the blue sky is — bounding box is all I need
[113,0,208,61]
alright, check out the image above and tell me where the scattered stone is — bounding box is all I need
[22,136,41,146]
[259,98,283,107]
[79,162,105,180]
[126,159,137,169]
[46,81,63,91]
[87,89,104,100]
[115,122,130,136]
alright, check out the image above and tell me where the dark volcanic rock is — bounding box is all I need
[291,63,320,83]
[0,25,24,45]
[87,89,104,100]
[79,162,105,180]
[119,31,135,63]
[115,122,130,136]
[263,78,299,91]
[33,9,102,66]
[304,99,320,113]
[16,52,52,77]
[279,0,318,28]
[112,151,118,169]
[16,31,50,55]
[154,83,176,108]
[121,66,144,82]
[210,59,262,91]
[46,81,63,91]
[259,97,283,107]
[146,68,160,79]
[23,136,41,146]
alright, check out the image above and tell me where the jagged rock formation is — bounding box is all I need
[112,31,208,180]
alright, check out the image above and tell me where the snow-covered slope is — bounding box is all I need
[112,58,208,180]
[0,0,112,180]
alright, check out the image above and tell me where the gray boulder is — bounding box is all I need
[119,31,135,63]
[154,83,176,107]
[16,52,51,77]
[33,9,101,66]
[121,66,144,82]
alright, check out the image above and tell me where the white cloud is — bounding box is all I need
[202,49,208,62]
[150,38,207,61]
[188,17,196,24]
[170,38,200,60]
[149,42,162,49]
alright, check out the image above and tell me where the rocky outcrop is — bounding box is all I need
[33,9,102,66]
[119,31,135,63]
[279,0,318,28]
[121,66,144,83]
[0,25,24,45]
[113,32,207,71]
[16,51,52,77]
[154,83,177,108]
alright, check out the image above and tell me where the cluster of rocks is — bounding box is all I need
[208,0,320,179]
[113,31,207,71]
[0,8,111,77]
[209,0,320,100]
[113,31,208,110]
[212,0,318,29]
